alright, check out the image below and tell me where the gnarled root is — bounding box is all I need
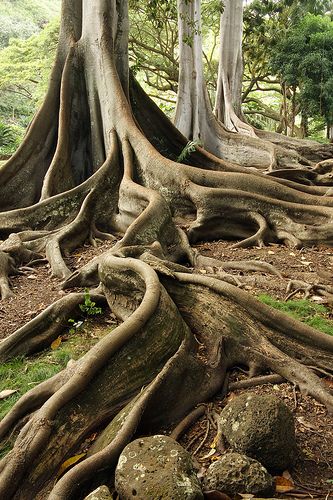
[0,291,106,361]
[0,256,332,498]
[0,257,225,499]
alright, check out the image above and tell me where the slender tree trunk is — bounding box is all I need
[214,0,255,136]
[174,0,211,142]
[327,123,333,142]
[174,0,277,168]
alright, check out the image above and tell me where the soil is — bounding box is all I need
[0,238,332,499]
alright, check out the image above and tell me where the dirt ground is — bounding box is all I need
[0,238,332,499]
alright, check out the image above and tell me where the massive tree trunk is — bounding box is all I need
[0,1,333,498]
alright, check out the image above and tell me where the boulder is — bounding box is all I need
[219,393,296,470]
[115,434,203,499]
[84,485,113,500]
[204,452,274,497]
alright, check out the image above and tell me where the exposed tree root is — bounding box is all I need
[0,1,333,498]
[286,279,333,302]
[0,291,106,361]
[228,374,286,391]
[170,405,206,441]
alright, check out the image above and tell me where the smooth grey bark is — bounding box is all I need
[174,0,275,169]
[214,0,254,135]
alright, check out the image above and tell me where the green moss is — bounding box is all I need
[258,294,333,336]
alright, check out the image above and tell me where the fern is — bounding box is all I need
[177,139,202,163]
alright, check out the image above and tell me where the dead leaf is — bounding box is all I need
[275,475,294,493]
[200,448,216,460]
[238,495,255,499]
[51,337,62,350]
[323,378,333,388]
[296,416,317,430]
[56,453,86,479]
[204,491,232,500]
[0,389,17,400]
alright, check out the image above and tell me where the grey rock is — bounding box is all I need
[115,434,204,499]
[204,452,274,497]
[219,393,296,470]
[84,485,112,500]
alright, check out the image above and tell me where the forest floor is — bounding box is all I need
[0,239,332,499]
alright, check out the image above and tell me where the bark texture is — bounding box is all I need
[0,1,333,499]
[214,0,254,136]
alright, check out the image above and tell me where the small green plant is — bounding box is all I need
[67,318,84,335]
[177,139,202,163]
[258,294,333,336]
[79,289,102,316]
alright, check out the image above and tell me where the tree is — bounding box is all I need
[270,14,333,140]
[0,17,60,144]
[174,0,281,169]
[214,0,255,135]
[0,0,333,498]
[0,0,60,49]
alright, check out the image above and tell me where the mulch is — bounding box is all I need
[0,238,332,499]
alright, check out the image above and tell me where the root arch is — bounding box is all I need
[0,1,332,499]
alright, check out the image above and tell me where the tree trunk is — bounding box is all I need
[0,1,333,498]
[173,0,333,174]
[174,0,278,169]
[214,0,255,136]
[327,123,333,142]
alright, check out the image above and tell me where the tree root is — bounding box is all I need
[286,280,333,301]
[194,252,282,278]
[0,3,333,497]
[49,337,189,500]
[0,291,106,361]
[165,271,333,411]
[170,405,206,440]
[228,374,285,391]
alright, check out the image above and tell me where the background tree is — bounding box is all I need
[270,13,333,141]
[0,3,60,156]
[214,0,255,135]
[0,0,60,49]
[242,0,333,137]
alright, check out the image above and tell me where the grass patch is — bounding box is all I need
[258,294,333,336]
[0,322,110,423]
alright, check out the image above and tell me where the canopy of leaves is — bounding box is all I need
[270,14,333,125]
[0,0,60,49]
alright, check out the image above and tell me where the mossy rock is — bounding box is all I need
[203,452,275,497]
[219,393,296,470]
[115,435,203,499]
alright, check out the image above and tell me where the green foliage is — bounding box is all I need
[0,10,60,141]
[0,355,66,425]
[177,140,202,163]
[0,322,109,430]
[270,14,333,127]
[0,0,61,49]
[258,294,333,336]
[0,121,24,155]
[79,289,103,316]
